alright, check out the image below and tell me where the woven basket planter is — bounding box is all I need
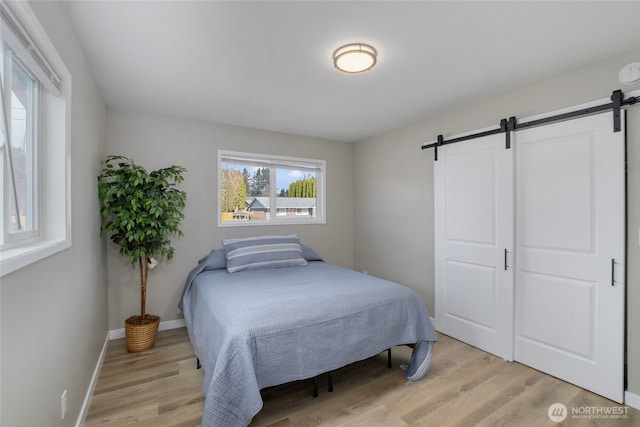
[125,314,160,353]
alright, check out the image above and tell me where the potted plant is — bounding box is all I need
[98,155,187,352]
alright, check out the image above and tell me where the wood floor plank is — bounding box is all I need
[85,327,639,426]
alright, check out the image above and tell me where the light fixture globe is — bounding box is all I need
[333,43,377,73]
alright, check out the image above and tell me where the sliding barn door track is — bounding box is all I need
[422,89,639,161]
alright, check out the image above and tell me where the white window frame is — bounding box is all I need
[2,46,40,245]
[218,150,326,227]
[0,1,71,277]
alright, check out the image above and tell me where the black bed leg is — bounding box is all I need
[312,376,319,397]
[387,348,392,368]
[328,371,333,392]
[196,358,201,370]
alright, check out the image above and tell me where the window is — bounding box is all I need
[218,151,326,226]
[2,37,39,243]
[0,1,71,276]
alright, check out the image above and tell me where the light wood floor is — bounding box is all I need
[85,328,638,426]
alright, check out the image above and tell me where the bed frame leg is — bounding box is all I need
[196,358,201,370]
[309,351,387,397]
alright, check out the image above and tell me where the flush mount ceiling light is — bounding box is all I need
[333,43,377,73]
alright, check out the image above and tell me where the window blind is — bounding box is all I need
[1,3,61,95]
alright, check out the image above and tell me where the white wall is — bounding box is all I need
[105,110,354,330]
[0,1,108,426]
[353,51,640,398]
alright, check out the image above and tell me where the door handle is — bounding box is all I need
[504,249,509,271]
[611,258,615,287]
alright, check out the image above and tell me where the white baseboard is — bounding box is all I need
[625,389,640,410]
[108,318,186,340]
[75,332,110,427]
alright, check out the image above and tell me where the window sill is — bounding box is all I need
[218,218,327,227]
[0,238,71,277]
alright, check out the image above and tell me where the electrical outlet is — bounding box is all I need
[61,390,67,420]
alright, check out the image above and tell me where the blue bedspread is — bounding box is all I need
[179,260,436,427]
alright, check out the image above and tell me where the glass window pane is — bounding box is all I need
[220,161,271,223]
[275,168,317,219]
[8,57,37,234]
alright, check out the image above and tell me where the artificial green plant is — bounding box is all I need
[97,155,187,322]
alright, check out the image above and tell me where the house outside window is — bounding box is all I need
[218,150,326,226]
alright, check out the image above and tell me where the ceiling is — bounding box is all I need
[64,1,640,143]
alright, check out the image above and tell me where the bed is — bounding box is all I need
[178,235,437,427]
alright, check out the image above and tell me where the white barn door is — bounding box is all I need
[514,112,625,403]
[434,133,515,361]
[434,111,625,402]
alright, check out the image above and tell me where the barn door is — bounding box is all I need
[513,112,625,403]
[434,133,515,361]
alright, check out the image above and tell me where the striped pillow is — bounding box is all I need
[222,235,308,273]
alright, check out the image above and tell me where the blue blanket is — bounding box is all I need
[179,260,436,427]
